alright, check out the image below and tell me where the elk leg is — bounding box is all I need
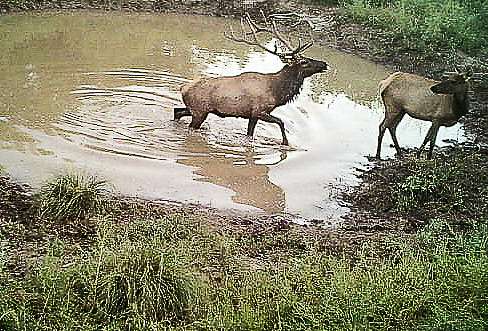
[417,123,437,159]
[376,119,387,159]
[376,109,404,159]
[259,114,288,146]
[189,113,208,130]
[174,107,191,120]
[389,127,402,157]
[427,123,440,160]
[247,118,258,137]
[388,112,406,157]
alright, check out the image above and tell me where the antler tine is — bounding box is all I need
[296,40,314,54]
[245,12,270,34]
[270,19,296,54]
[274,16,315,57]
[224,14,281,57]
[223,20,246,44]
[250,12,295,53]
[225,12,315,59]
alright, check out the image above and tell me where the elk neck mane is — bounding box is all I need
[452,89,470,119]
[273,63,306,106]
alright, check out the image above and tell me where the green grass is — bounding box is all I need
[343,0,488,56]
[36,173,110,223]
[1,212,487,330]
[0,218,201,330]
[393,152,488,220]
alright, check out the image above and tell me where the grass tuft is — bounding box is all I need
[88,243,195,326]
[36,173,110,222]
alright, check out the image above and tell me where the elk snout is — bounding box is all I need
[311,59,329,73]
[298,58,329,77]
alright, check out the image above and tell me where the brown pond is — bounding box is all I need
[0,12,466,222]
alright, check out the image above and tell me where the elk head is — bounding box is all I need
[431,68,473,95]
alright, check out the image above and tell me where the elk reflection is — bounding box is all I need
[177,133,287,213]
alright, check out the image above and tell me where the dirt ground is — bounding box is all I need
[1,0,487,272]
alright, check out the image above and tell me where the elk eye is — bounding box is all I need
[299,59,309,65]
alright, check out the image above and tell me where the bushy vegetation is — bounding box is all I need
[393,152,488,220]
[36,173,110,222]
[0,218,200,330]
[344,0,488,56]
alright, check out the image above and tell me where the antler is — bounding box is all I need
[224,12,314,61]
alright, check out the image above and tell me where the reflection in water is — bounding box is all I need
[0,12,466,221]
[178,133,287,213]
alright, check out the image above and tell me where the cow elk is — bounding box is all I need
[174,13,328,145]
[376,69,473,160]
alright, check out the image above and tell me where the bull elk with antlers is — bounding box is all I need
[376,68,473,160]
[174,13,328,145]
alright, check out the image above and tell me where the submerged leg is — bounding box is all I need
[247,118,258,137]
[258,114,288,146]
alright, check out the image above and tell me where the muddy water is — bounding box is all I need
[0,12,465,222]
